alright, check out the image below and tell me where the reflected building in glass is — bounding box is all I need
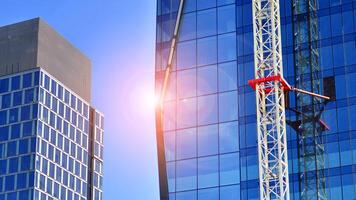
[0,18,104,200]
[155,0,356,199]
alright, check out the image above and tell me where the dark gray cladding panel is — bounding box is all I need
[0,18,92,102]
[37,19,91,102]
[0,18,39,75]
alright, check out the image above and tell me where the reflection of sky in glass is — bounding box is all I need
[0,1,159,199]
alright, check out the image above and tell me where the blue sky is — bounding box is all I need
[0,1,159,199]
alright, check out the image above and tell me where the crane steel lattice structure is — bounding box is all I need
[293,0,327,199]
[249,0,290,199]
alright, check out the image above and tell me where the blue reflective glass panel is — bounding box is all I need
[220,153,240,185]
[177,40,197,70]
[198,156,219,188]
[176,159,197,191]
[218,5,236,34]
[197,8,217,38]
[197,65,217,95]
[0,79,9,93]
[198,188,219,200]
[11,76,20,91]
[219,91,238,122]
[219,121,239,153]
[198,125,218,156]
[198,94,218,125]
[177,128,196,159]
[218,61,237,92]
[218,33,236,62]
[197,36,217,66]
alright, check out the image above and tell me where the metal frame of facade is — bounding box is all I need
[155,1,185,199]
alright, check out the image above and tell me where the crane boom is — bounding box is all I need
[251,0,290,199]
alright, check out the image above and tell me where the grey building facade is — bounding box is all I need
[0,18,103,200]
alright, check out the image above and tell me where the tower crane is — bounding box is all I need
[249,0,329,199]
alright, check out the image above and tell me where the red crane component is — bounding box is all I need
[248,75,330,101]
[248,74,291,91]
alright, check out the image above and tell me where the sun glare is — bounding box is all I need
[137,87,159,113]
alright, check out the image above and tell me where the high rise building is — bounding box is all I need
[0,18,104,200]
[155,0,356,199]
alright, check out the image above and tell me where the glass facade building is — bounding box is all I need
[155,0,356,199]
[0,19,103,200]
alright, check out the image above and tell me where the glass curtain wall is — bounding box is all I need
[156,0,356,199]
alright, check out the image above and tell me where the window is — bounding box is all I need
[220,153,240,185]
[198,156,219,188]
[0,110,7,125]
[0,78,9,93]
[5,175,15,191]
[1,94,11,109]
[177,68,196,98]
[184,0,196,13]
[21,105,31,121]
[219,91,238,122]
[7,141,17,157]
[218,0,235,6]
[218,5,235,33]
[164,131,175,161]
[177,98,197,129]
[219,61,237,92]
[219,121,239,153]
[64,90,70,104]
[19,139,29,154]
[331,13,342,37]
[51,79,57,95]
[198,188,219,200]
[345,41,356,65]
[177,40,197,70]
[21,155,31,171]
[198,125,218,156]
[19,190,29,200]
[197,36,217,66]
[166,162,175,192]
[197,65,217,95]
[0,126,9,141]
[17,173,27,189]
[0,160,6,175]
[163,101,176,131]
[176,191,197,200]
[11,76,20,91]
[176,159,197,191]
[180,13,196,41]
[218,33,236,62]
[9,108,18,123]
[319,15,331,39]
[220,185,240,200]
[323,76,336,100]
[71,95,77,109]
[23,73,32,88]
[197,8,217,37]
[197,0,216,10]
[198,94,218,125]
[177,128,196,159]
[23,121,33,137]
[13,91,23,106]
[9,157,18,173]
[320,46,333,70]
[332,44,345,67]
[11,124,20,139]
